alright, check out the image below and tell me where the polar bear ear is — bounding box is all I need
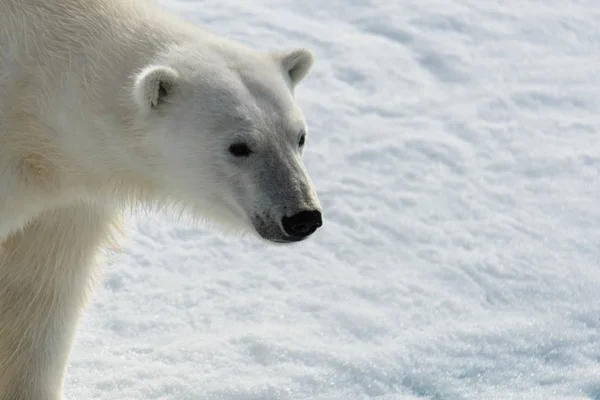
[133,65,179,110]
[273,48,315,87]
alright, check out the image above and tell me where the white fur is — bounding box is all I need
[0,0,321,398]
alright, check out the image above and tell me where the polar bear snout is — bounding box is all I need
[281,209,322,239]
[251,206,323,244]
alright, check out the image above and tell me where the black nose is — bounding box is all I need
[281,210,323,238]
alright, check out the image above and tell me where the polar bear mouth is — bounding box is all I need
[252,218,306,243]
[257,229,313,243]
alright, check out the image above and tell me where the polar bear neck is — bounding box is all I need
[0,0,209,201]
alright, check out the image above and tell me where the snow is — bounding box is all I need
[65,1,600,399]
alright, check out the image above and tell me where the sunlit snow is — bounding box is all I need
[66,1,600,399]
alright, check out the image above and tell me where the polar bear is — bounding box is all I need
[0,0,323,398]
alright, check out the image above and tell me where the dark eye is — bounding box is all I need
[229,142,252,157]
[299,133,306,147]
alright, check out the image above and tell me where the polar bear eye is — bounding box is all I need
[229,142,252,157]
[299,133,306,147]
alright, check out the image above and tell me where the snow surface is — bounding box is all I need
[65,1,600,399]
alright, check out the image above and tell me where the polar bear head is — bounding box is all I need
[130,42,322,243]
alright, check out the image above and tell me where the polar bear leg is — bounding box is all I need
[0,202,118,400]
